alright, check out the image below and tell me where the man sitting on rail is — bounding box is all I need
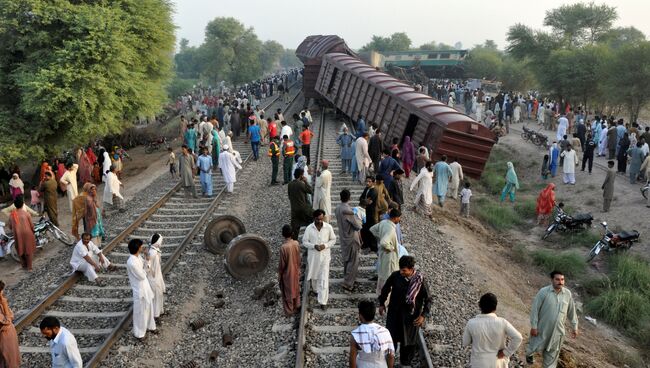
[70,232,114,285]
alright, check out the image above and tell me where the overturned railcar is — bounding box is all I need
[295,35,357,100]
[314,53,496,178]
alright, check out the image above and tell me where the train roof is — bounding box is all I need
[296,35,357,62]
[323,53,483,130]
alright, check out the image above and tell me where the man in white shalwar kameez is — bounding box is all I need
[219,145,242,193]
[556,114,568,141]
[126,239,157,340]
[313,160,332,222]
[302,209,336,308]
[355,134,371,184]
[59,163,79,212]
[70,233,112,283]
[463,293,522,368]
[448,158,464,199]
[560,145,578,185]
[409,162,434,217]
[147,234,166,320]
[102,165,124,211]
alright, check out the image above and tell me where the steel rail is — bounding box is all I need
[14,82,302,367]
[294,106,325,368]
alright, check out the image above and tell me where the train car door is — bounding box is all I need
[402,114,419,143]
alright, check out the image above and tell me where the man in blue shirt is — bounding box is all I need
[197,147,213,196]
[248,119,261,160]
[356,115,366,138]
[40,316,83,368]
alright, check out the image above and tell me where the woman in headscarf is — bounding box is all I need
[8,173,24,200]
[86,146,97,165]
[401,136,416,178]
[617,132,631,174]
[83,184,105,246]
[535,183,556,226]
[548,143,559,177]
[77,148,93,185]
[500,162,519,203]
[0,280,21,367]
[39,161,51,183]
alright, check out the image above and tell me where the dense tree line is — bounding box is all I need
[0,0,176,166]
[173,17,301,87]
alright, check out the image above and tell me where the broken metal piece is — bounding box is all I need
[189,319,206,331]
[204,215,246,254]
[223,234,270,279]
[180,361,198,368]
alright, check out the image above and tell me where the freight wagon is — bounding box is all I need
[314,52,496,178]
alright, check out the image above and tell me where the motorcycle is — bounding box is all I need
[586,222,640,262]
[542,205,593,240]
[0,218,74,263]
[144,137,169,154]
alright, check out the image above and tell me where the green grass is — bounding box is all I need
[609,255,650,296]
[531,250,586,277]
[606,346,646,368]
[586,289,650,330]
[474,197,522,230]
[514,198,537,219]
[559,230,602,249]
[581,276,611,296]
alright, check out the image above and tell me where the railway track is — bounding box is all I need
[14,84,302,367]
[294,107,433,368]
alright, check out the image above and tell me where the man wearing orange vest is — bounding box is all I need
[269,137,281,185]
[282,135,296,185]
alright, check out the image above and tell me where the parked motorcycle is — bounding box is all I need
[0,218,74,263]
[144,137,169,154]
[542,204,593,240]
[586,222,640,262]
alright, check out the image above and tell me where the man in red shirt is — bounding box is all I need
[299,126,315,165]
[268,118,278,141]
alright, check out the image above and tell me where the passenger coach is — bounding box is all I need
[314,52,496,178]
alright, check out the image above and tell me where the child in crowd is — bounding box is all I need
[459,181,472,218]
[30,185,41,214]
[353,198,367,225]
[166,147,177,179]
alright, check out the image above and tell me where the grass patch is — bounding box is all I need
[606,346,645,368]
[581,276,611,296]
[609,255,650,296]
[514,198,537,219]
[511,244,532,264]
[586,289,650,330]
[560,230,602,249]
[474,198,522,231]
[531,250,586,277]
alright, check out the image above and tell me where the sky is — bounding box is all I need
[172,0,650,50]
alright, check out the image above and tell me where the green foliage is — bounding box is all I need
[531,250,586,277]
[0,0,175,166]
[173,17,292,86]
[609,255,650,296]
[543,2,617,46]
[167,77,197,100]
[598,26,646,49]
[417,41,454,51]
[599,42,650,123]
[605,347,646,368]
[360,32,412,52]
[465,48,502,80]
[474,197,522,230]
[498,57,536,92]
[587,289,650,330]
[280,49,302,68]
[561,230,602,249]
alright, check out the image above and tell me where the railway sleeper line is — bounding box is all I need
[14,84,302,367]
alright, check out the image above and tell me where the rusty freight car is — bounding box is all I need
[314,53,496,178]
[295,35,357,100]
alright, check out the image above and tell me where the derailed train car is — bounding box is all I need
[314,53,496,178]
[295,35,357,100]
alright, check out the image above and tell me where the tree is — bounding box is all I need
[465,48,502,80]
[601,42,650,123]
[482,40,498,50]
[598,26,646,49]
[418,41,454,51]
[0,0,175,166]
[361,32,412,52]
[544,2,617,46]
[280,49,302,68]
[260,40,284,73]
[498,57,536,92]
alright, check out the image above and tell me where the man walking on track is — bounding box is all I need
[313,160,332,222]
[40,317,82,368]
[197,147,213,196]
[525,271,578,367]
[219,145,242,193]
[278,224,301,316]
[299,126,315,165]
[126,239,158,341]
[378,256,431,368]
[302,209,336,310]
[335,189,362,292]
[287,168,313,240]
[179,145,198,198]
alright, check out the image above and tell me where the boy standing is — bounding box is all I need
[459,182,472,218]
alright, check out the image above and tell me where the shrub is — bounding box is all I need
[561,230,602,249]
[580,276,611,296]
[586,289,650,330]
[605,346,645,368]
[531,250,586,277]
